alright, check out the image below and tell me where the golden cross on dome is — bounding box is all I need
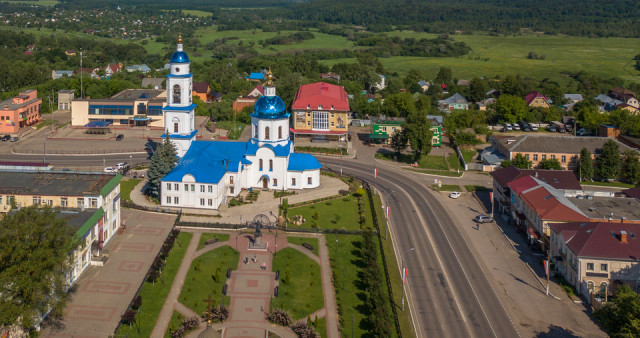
[265,68,275,86]
[178,33,183,44]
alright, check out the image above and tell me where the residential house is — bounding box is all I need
[210,91,223,102]
[104,63,123,76]
[77,67,98,79]
[368,117,442,146]
[618,103,639,114]
[549,222,640,301]
[233,97,257,113]
[486,89,501,98]
[291,82,350,143]
[374,74,386,91]
[52,70,74,80]
[247,85,264,98]
[58,90,74,111]
[564,94,584,104]
[595,94,623,111]
[438,93,469,111]
[476,97,496,111]
[0,171,122,286]
[609,87,639,108]
[320,72,341,82]
[0,90,42,134]
[142,77,164,90]
[456,79,470,86]
[492,134,633,170]
[125,64,151,73]
[524,90,551,108]
[417,80,430,93]
[246,72,265,82]
[192,82,211,102]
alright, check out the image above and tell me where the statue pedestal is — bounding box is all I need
[249,234,267,250]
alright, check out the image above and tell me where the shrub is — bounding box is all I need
[290,320,319,337]
[266,308,293,326]
[121,309,136,325]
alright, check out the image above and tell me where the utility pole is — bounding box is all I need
[340,146,343,175]
[545,246,551,296]
[80,49,83,98]
[401,247,415,311]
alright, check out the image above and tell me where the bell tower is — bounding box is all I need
[163,34,196,157]
[250,70,290,148]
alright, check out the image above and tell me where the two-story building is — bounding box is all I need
[0,90,42,134]
[438,93,469,111]
[368,118,442,147]
[550,221,640,302]
[71,89,167,128]
[524,90,551,108]
[0,171,122,285]
[492,135,633,170]
[290,82,350,143]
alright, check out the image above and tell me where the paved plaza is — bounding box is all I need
[41,209,176,337]
[151,230,339,338]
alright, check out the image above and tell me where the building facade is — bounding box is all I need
[290,82,350,142]
[71,89,167,128]
[58,90,74,111]
[369,119,442,147]
[0,90,42,134]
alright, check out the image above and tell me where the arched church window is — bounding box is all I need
[259,159,263,170]
[269,159,273,171]
[278,126,282,139]
[173,84,181,104]
[265,127,270,140]
[172,117,180,133]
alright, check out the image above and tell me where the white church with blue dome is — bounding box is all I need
[160,36,321,210]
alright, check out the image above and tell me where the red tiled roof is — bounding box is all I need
[524,90,549,105]
[291,82,349,111]
[550,222,640,260]
[520,186,588,222]
[622,187,640,199]
[507,175,538,196]
[193,82,210,94]
[491,166,582,190]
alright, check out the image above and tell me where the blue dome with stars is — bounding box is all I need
[171,50,190,64]
[251,95,288,119]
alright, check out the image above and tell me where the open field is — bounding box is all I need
[182,9,212,17]
[0,26,128,43]
[4,0,59,6]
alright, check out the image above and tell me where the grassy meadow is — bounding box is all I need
[4,0,59,6]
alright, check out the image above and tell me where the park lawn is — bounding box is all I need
[197,233,231,250]
[116,232,193,338]
[288,196,363,231]
[461,149,478,163]
[287,236,319,256]
[182,9,212,17]
[36,119,57,130]
[432,184,461,192]
[375,152,453,171]
[320,31,640,83]
[120,179,142,202]
[272,247,324,320]
[179,246,239,315]
[446,153,462,171]
[464,185,490,192]
[580,181,635,188]
[315,316,327,338]
[164,310,199,338]
[215,120,247,140]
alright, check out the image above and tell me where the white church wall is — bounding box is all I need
[161,176,226,210]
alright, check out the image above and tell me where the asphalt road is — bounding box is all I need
[1,152,151,169]
[321,157,519,338]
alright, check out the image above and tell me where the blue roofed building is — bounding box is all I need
[160,45,321,210]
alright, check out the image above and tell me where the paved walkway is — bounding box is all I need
[129,175,349,224]
[152,230,340,338]
[42,209,176,337]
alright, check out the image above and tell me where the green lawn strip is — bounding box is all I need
[446,153,463,171]
[164,310,198,338]
[179,246,239,315]
[296,146,348,155]
[197,233,231,251]
[214,121,247,140]
[315,316,327,338]
[272,247,324,320]
[288,196,363,231]
[580,181,635,188]
[431,184,462,192]
[380,234,417,338]
[404,168,464,177]
[120,179,142,202]
[287,236,319,256]
[375,152,454,171]
[461,149,478,163]
[116,232,193,337]
[464,185,490,193]
[36,119,57,129]
[420,155,449,170]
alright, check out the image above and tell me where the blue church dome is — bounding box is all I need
[171,51,190,63]
[252,95,287,118]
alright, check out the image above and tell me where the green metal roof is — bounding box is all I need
[100,173,122,197]
[73,207,104,241]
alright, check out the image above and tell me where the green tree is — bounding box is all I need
[594,285,640,338]
[537,158,563,170]
[434,66,452,85]
[146,134,178,198]
[596,139,621,179]
[389,129,408,155]
[500,159,513,167]
[0,206,74,330]
[512,153,532,169]
[577,148,594,181]
[622,150,640,185]
[495,94,529,123]
[469,77,487,102]
[403,110,433,160]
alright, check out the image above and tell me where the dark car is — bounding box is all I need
[116,134,124,141]
[1,135,9,141]
[9,136,19,142]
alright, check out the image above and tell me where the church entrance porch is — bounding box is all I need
[262,177,268,189]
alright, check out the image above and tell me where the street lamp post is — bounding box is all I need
[401,247,415,311]
[340,146,343,175]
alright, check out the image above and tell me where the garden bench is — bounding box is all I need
[301,243,314,251]
[205,238,219,245]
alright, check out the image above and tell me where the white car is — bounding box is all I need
[115,162,129,170]
[449,191,461,199]
[103,167,117,173]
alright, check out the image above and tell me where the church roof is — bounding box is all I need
[170,50,189,64]
[251,94,288,118]
[288,153,322,171]
[245,139,293,157]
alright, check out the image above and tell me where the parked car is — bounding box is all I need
[474,214,493,223]
[577,128,590,136]
[115,162,129,170]
[9,136,19,142]
[513,124,521,131]
[116,134,124,141]
[1,135,10,141]
[103,167,117,173]
[504,123,513,131]
[530,124,539,132]
[549,125,557,132]
[449,191,461,199]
